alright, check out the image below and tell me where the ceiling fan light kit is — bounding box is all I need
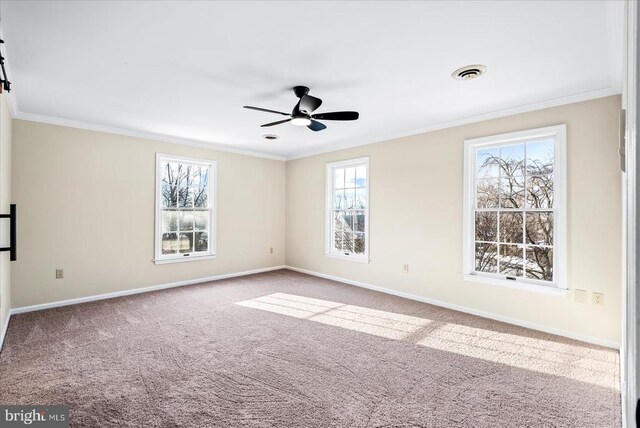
[291,116,312,127]
[243,85,360,132]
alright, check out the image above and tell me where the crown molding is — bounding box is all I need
[285,87,621,160]
[7,86,619,163]
[12,111,286,161]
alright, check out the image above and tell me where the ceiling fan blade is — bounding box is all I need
[307,120,327,132]
[261,118,292,127]
[312,111,359,121]
[298,95,322,114]
[243,106,290,116]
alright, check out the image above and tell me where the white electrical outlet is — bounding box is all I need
[592,292,604,305]
[402,264,409,273]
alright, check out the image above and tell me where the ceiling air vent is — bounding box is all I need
[452,64,487,81]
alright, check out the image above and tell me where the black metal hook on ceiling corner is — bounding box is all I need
[0,39,12,93]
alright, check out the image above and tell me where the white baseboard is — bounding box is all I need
[10,265,286,315]
[0,312,10,353]
[4,264,620,350]
[285,265,620,349]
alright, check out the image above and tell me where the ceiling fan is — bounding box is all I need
[243,86,359,132]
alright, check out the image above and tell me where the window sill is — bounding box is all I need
[463,274,568,296]
[325,253,370,264]
[154,254,217,265]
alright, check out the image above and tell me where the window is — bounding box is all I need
[326,157,369,262]
[463,125,566,290]
[155,154,216,264]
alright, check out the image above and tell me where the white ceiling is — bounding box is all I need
[1,1,624,160]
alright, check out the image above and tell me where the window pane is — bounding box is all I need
[161,233,178,255]
[345,167,356,188]
[526,139,554,175]
[342,211,355,232]
[354,232,365,254]
[179,211,194,231]
[525,212,553,246]
[500,144,525,176]
[183,165,197,188]
[356,188,367,209]
[194,211,208,231]
[194,232,208,252]
[333,214,344,252]
[356,165,367,188]
[185,166,199,193]
[477,178,499,208]
[526,175,553,209]
[500,175,525,208]
[334,211,353,254]
[179,188,194,208]
[332,211,343,252]
[193,187,208,209]
[162,162,179,186]
[178,165,195,208]
[342,231,354,254]
[333,229,343,253]
[499,244,523,276]
[475,243,497,273]
[162,210,178,232]
[173,163,185,185]
[499,212,523,243]
[178,232,194,253]
[162,182,177,208]
[344,189,355,209]
[353,210,366,232]
[194,168,209,208]
[334,168,345,189]
[476,147,500,178]
[475,211,497,242]
[334,190,345,209]
[526,246,553,281]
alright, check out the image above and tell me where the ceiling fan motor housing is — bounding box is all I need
[293,85,310,98]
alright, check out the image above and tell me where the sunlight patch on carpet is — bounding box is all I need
[237,292,618,391]
[416,322,619,390]
[236,293,431,340]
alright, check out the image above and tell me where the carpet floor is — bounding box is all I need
[0,270,620,427]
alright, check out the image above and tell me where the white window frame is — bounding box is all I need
[462,125,567,293]
[154,153,217,264]
[325,157,370,263]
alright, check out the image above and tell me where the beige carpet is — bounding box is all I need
[0,270,620,427]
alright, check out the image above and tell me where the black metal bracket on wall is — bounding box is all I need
[0,204,17,261]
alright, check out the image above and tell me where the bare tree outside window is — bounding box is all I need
[474,139,554,282]
[161,161,210,256]
[329,161,368,258]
